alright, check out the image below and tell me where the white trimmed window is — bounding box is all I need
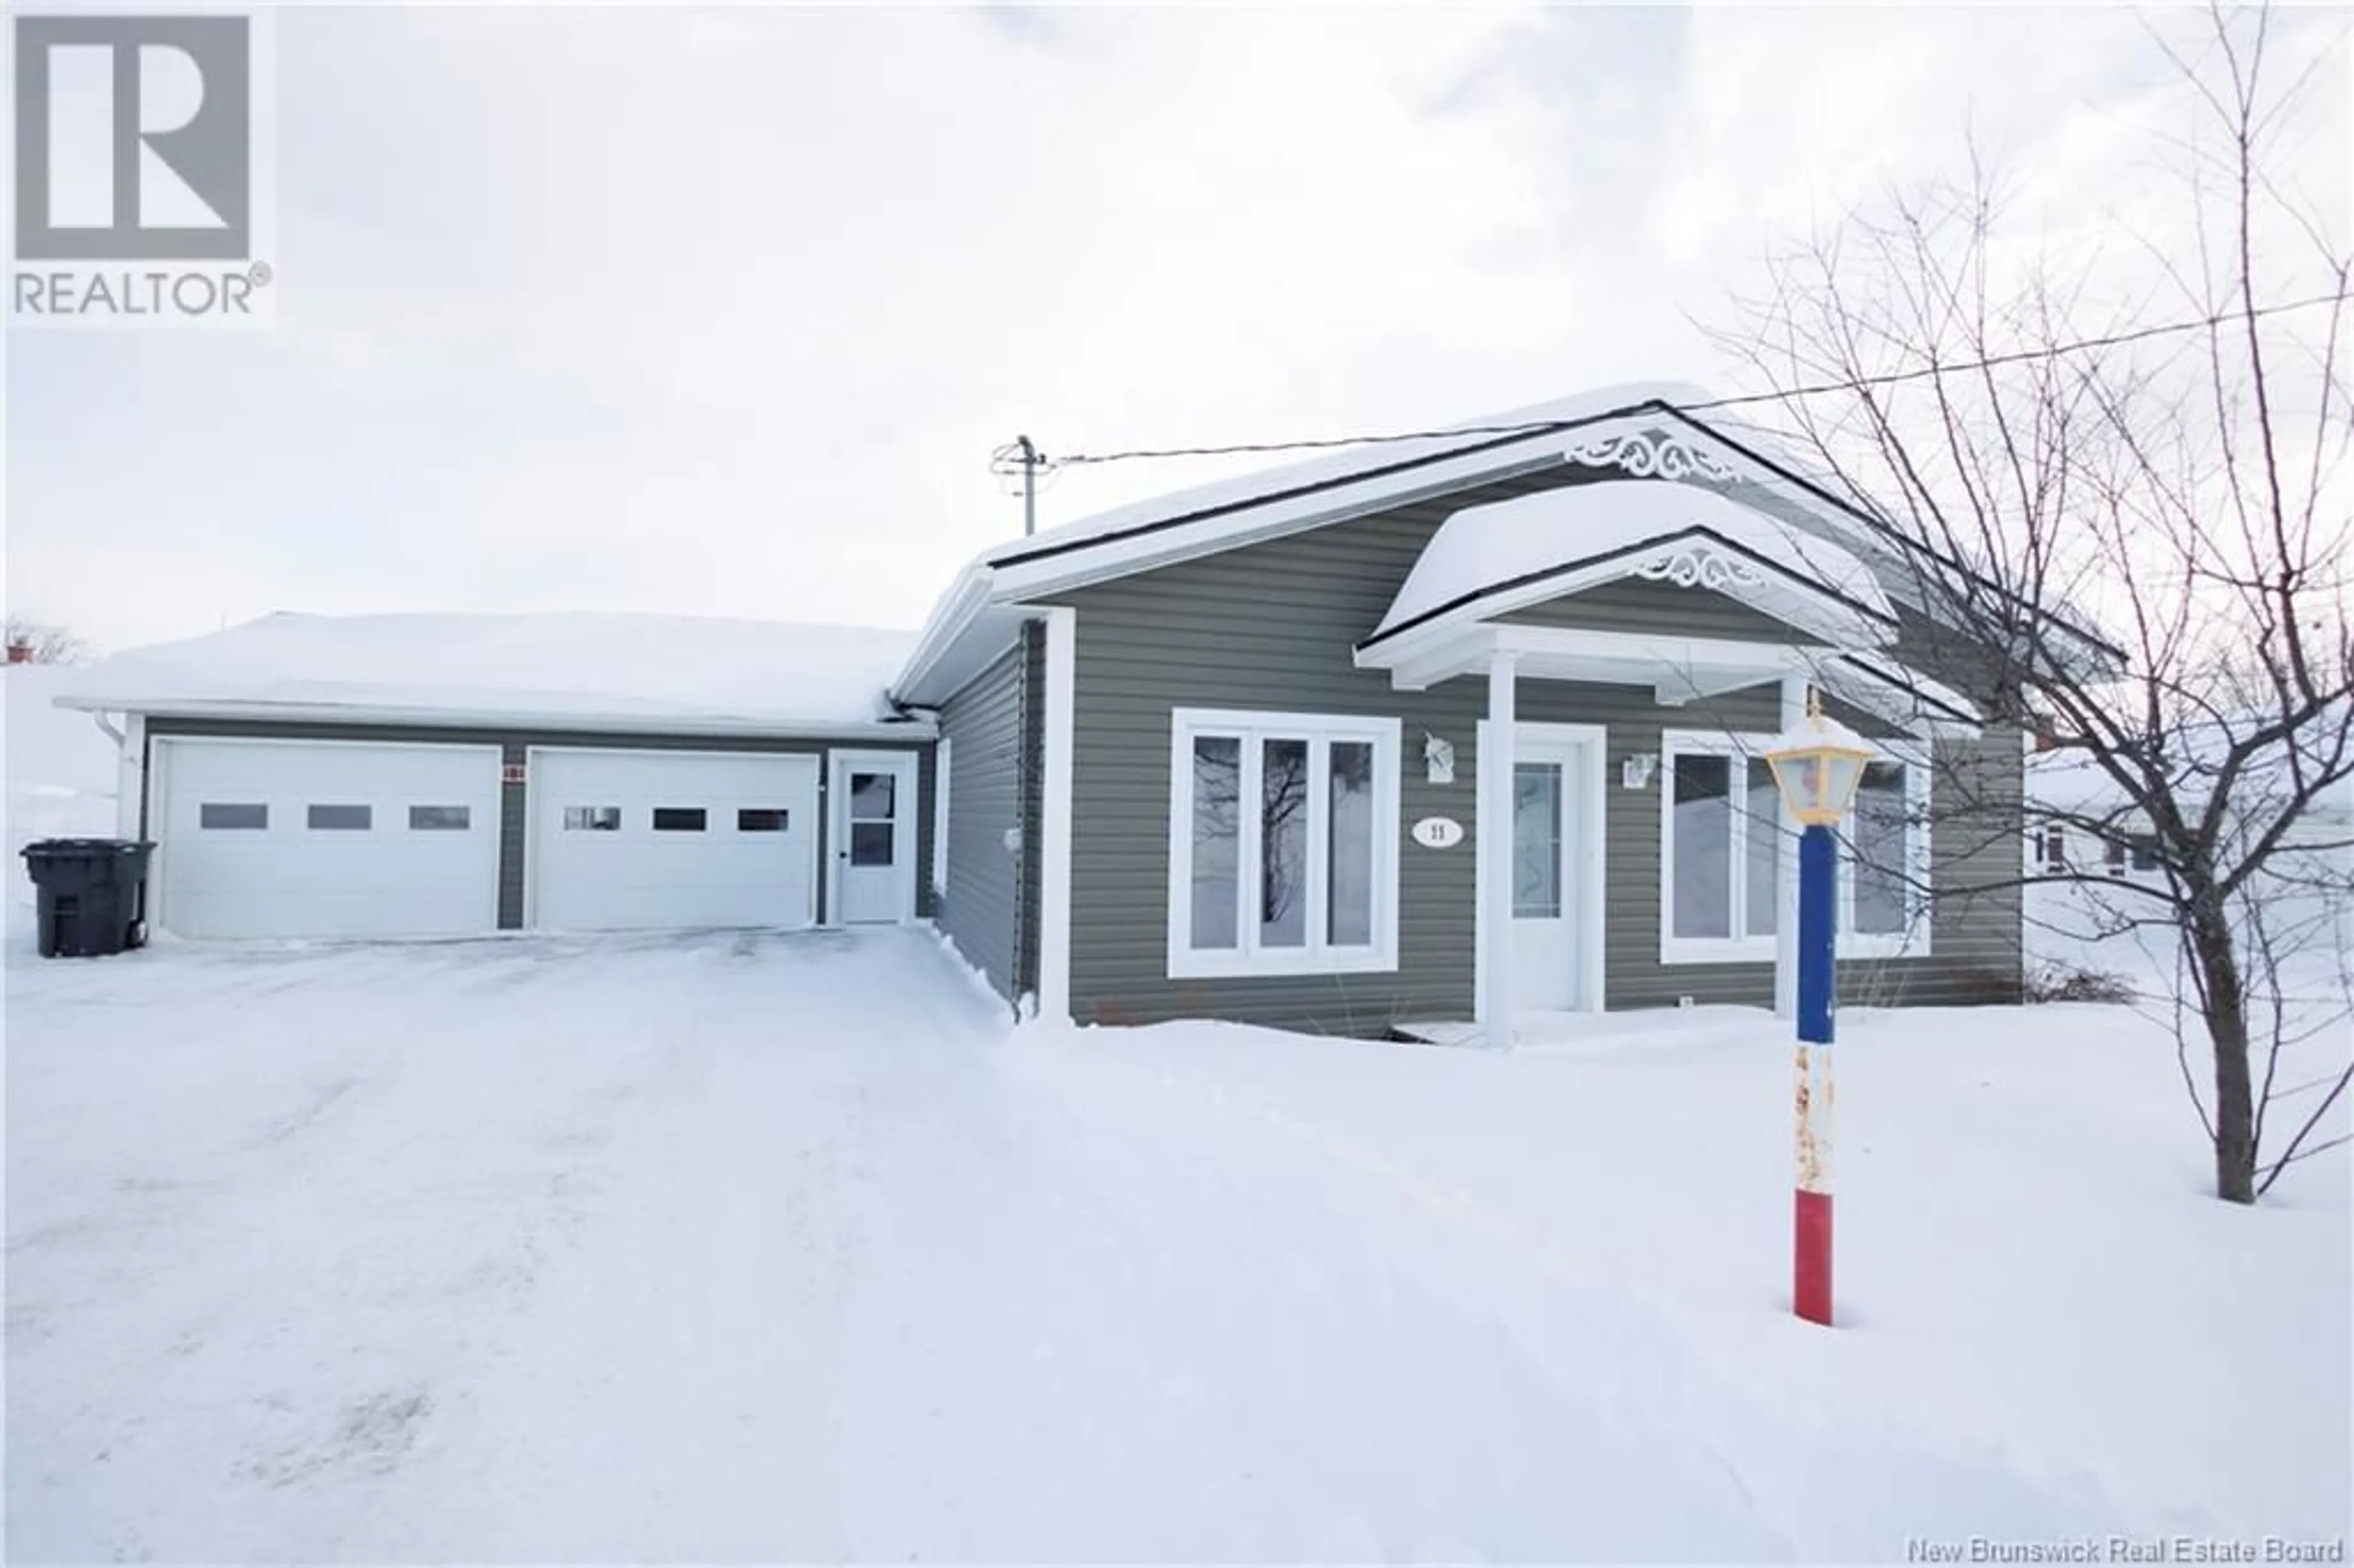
[1659,731,1931,964]
[1660,733,1786,962]
[1168,709,1400,979]
[1842,750,1932,958]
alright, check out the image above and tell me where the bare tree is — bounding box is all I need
[1708,4,2353,1203]
[3,617,89,665]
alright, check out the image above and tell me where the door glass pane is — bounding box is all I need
[1671,755,1733,938]
[1260,739,1309,948]
[1513,763,1561,919]
[850,772,895,820]
[1190,736,1240,950]
[850,821,894,866]
[1327,740,1375,946]
[1852,762,1909,934]
[1745,758,1780,937]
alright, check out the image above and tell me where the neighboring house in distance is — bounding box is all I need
[2023,720,2354,989]
[53,384,2081,1041]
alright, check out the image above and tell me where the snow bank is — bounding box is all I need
[4,665,121,936]
[1004,1003,2351,1558]
[53,612,923,733]
[1373,476,1895,641]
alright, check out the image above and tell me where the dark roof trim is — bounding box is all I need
[1660,406,2133,668]
[1355,524,1899,655]
[986,400,1677,572]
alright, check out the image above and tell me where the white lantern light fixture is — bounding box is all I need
[1764,690,1875,826]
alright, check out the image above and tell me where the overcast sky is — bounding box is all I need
[7,4,2347,655]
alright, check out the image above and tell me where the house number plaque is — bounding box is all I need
[1411,816,1464,850]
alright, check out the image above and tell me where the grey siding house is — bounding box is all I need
[899,384,2086,1040]
[54,384,2090,1043]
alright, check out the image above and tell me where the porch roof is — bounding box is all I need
[1362,478,1898,655]
[1354,479,1981,737]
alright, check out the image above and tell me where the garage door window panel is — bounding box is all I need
[307,804,373,831]
[564,807,621,831]
[737,809,790,832]
[199,802,269,830]
[652,808,707,832]
[408,805,471,831]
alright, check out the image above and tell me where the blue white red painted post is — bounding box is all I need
[1794,821,1837,1326]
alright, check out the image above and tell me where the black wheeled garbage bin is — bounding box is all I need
[20,839,156,957]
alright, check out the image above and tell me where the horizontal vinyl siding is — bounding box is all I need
[143,717,934,933]
[936,647,1025,1000]
[1499,578,1815,642]
[1048,468,2025,1035]
[1050,467,1813,1035]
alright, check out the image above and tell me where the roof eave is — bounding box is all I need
[50,694,938,742]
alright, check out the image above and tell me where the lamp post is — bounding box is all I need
[1762,690,1873,1328]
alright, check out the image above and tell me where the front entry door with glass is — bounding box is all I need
[1509,733,1593,1010]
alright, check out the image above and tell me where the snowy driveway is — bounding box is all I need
[9,929,2346,1562]
[3,927,1764,1562]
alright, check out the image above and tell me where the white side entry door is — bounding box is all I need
[829,751,916,924]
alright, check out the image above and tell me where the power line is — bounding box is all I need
[1037,289,2352,471]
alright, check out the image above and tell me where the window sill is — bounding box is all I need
[1167,947,1399,981]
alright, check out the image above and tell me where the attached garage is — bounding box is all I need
[53,612,934,945]
[151,737,502,939]
[528,748,820,932]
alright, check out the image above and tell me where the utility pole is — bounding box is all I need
[1016,434,1038,536]
[992,435,1045,537]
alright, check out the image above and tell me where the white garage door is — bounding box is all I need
[529,748,818,932]
[154,738,502,940]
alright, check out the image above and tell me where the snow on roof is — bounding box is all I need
[895,382,1737,703]
[988,380,1711,570]
[53,612,924,735]
[1372,477,1895,641]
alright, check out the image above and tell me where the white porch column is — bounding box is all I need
[1481,650,1519,1046]
[1773,673,1805,1018]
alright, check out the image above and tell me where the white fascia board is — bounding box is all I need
[888,566,998,706]
[1365,620,1816,695]
[55,697,939,742]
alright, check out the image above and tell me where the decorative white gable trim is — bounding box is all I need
[1561,428,1739,484]
[1632,542,1770,594]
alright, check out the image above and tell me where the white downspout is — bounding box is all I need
[96,712,145,840]
[1481,650,1519,1046]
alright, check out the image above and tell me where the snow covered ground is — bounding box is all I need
[7,924,2347,1562]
